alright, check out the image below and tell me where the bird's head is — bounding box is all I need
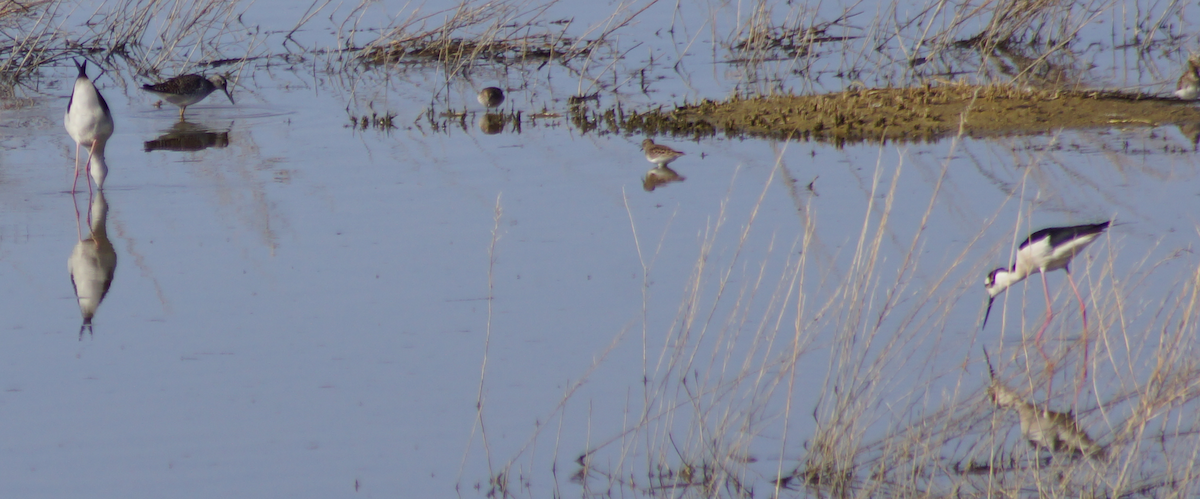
[981,267,1011,329]
[984,267,1010,297]
[209,74,235,105]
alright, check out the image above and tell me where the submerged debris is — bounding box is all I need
[349,112,396,131]
[360,34,590,65]
[731,13,859,59]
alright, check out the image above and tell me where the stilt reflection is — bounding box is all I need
[68,191,117,339]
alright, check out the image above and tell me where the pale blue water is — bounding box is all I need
[1,0,1198,497]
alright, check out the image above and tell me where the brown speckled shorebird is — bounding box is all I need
[478,87,505,108]
[641,139,684,167]
[141,74,234,119]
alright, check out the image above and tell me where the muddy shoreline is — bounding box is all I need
[601,84,1200,144]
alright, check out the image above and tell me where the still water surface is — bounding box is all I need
[1,0,1199,496]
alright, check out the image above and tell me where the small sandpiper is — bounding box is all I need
[1176,58,1200,100]
[641,139,685,167]
[478,87,505,108]
[141,74,234,119]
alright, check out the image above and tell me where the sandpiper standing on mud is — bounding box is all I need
[141,74,234,119]
[64,60,114,193]
[641,139,685,168]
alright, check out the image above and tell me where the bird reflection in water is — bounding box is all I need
[477,113,505,135]
[642,165,685,191]
[982,349,1104,460]
[144,120,230,152]
[476,88,512,135]
[1177,121,1200,150]
[68,191,117,339]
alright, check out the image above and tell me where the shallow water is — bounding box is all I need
[2,0,1200,497]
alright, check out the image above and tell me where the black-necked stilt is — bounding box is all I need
[478,87,504,108]
[1177,58,1200,100]
[141,74,234,119]
[64,60,113,193]
[982,221,1110,348]
[641,139,685,168]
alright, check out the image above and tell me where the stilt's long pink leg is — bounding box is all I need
[1034,270,1058,398]
[1066,269,1090,405]
[1065,269,1088,332]
[84,141,98,196]
[71,143,82,194]
[73,190,83,241]
[1034,270,1054,360]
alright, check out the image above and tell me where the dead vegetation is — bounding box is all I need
[3,2,1199,496]
[0,0,252,96]
[349,1,597,72]
[958,0,1088,50]
[81,0,249,75]
[729,7,860,60]
[347,111,396,132]
[533,154,1200,499]
[361,32,587,66]
[0,0,57,81]
[719,0,1179,95]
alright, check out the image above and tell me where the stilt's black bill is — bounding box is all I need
[982,297,995,329]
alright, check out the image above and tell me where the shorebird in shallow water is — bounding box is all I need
[141,74,234,119]
[641,139,685,167]
[983,222,1110,357]
[1177,58,1200,100]
[478,87,504,108]
[64,60,114,193]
